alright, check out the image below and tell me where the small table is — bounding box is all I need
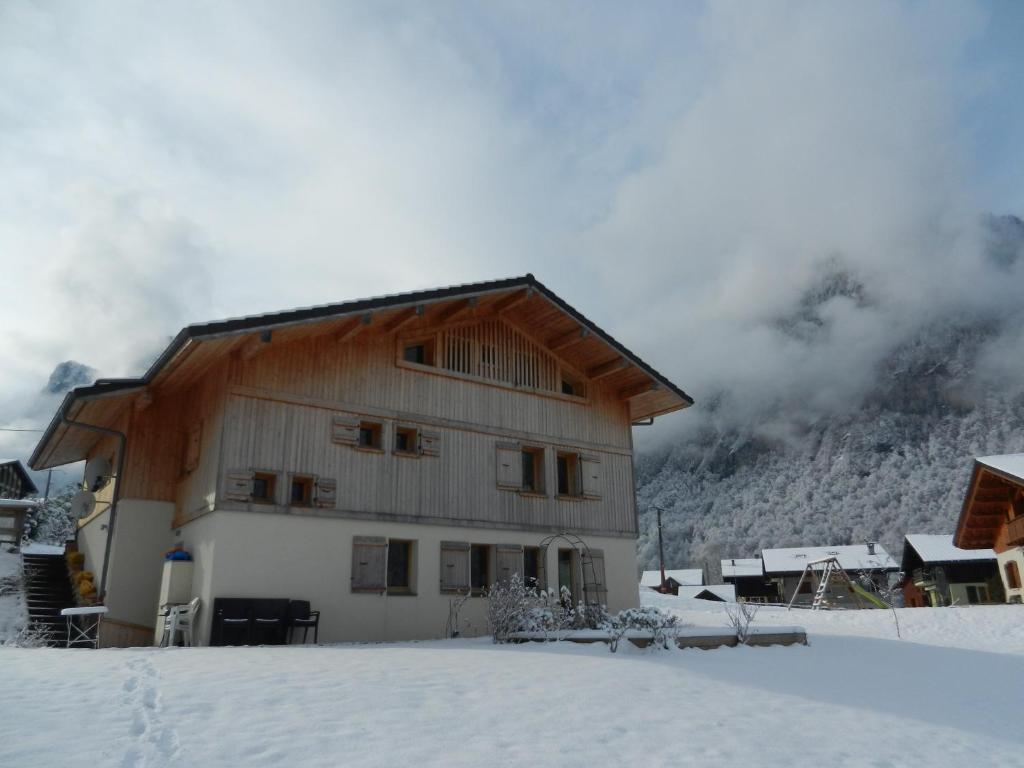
[59,606,108,648]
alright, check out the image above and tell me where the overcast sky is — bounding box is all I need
[2,0,1023,464]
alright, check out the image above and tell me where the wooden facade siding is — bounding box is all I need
[215,392,637,535]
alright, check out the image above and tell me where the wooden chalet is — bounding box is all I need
[0,459,38,500]
[899,534,1000,607]
[29,274,692,646]
[720,557,777,603]
[953,455,1024,604]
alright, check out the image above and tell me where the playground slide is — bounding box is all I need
[850,581,890,609]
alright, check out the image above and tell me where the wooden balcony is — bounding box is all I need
[1007,515,1024,547]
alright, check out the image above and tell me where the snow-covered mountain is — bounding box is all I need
[635,215,1024,578]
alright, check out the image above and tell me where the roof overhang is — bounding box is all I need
[30,274,693,470]
[953,460,1023,549]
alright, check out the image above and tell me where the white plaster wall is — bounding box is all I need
[996,547,1024,603]
[76,508,110,580]
[180,510,639,646]
[105,499,176,630]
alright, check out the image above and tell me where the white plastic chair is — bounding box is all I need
[163,597,201,647]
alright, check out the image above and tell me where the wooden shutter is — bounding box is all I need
[495,442,520,490]
[420,430,441,457]
[581,455,602,499]
[224,469,254,501]
[351,536,387,592]
[331,415,360,445]
[440,541,471,592]
[315,477,337,508]
[495,544,524,585]
[586,548,608,606]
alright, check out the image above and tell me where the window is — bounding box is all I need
[560,373,585,398]
[521,447,545,493]
[395,426,419,455]
[556,452,581,497]
[524,546,541,589]
[251,472,277,504]
[289,475,313,507]
[799,578,814,594]
[966,585,980,604]
[387,540,414,594]
[358,421,382,450]
[403,339,435,366]
[1005,561,1021,590]
[470,544,490,593]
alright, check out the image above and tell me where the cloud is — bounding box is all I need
[0,0,1019,463]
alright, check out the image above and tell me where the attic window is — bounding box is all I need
[561,373,585,398]
[403,340,435,366]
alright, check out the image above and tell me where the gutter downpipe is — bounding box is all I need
[60,412,127,603]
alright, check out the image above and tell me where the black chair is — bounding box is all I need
[287,600,321,644]
[250,598,291,645]
[211,599,253,646]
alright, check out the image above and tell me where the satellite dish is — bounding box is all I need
[84,456,111,492]
[70,490,97,520]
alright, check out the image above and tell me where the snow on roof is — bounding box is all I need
[761,544,898,574]
[977,454,1024,484]
[720,558,763,578]
[639,569,703,587]
[905,534,995,564]
[676,584,736,602]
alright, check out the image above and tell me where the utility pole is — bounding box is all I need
[653,505,668,593]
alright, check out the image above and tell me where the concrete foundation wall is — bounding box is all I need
[178,510,639,646]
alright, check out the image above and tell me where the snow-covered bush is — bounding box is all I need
[486,580,607,642]
[22,489,75,545]
[606,606,680,651]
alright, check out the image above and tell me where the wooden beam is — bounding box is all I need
[619,380,659,400]
[548,326,589,352]
[492,287,533,315]
[586,357,630,381]
[435,297,477,325]
[383,305,424,334]
[335,313,372,343]
[240,330,273,361]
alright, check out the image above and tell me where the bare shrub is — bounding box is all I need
[725,601,759,644]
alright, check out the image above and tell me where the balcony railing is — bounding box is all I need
[1007,515,1024,547]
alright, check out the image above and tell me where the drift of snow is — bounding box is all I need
[0,547,27,643]
[0,590,1022,767]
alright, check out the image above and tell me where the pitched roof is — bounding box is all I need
[30,275,693,470]
[761,544,898,575]
[639,569,704,587]
[720,558,764,579]
[953,455,1024,550]
[676,584,736,602]
[904,534,995,565]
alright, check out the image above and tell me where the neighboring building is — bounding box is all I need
[639,568,704,594]
[761,543,898,607]
[953,454,1024,604]
[675,584,735,602]
[720,557,777,603]
[0,459,37,500]
[29,275,692,646]
[900,534,1001,607]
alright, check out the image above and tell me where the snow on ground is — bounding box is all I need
[0,593,1022,767]
[0,546,26,643]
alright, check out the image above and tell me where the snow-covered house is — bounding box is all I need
[720,557,777,602]
[761,543,898,606]
[900,534,1000,607]
[28,275,693,647]
[953,454,1024,604]
[639,568,703,594]
[0,459,37,500]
